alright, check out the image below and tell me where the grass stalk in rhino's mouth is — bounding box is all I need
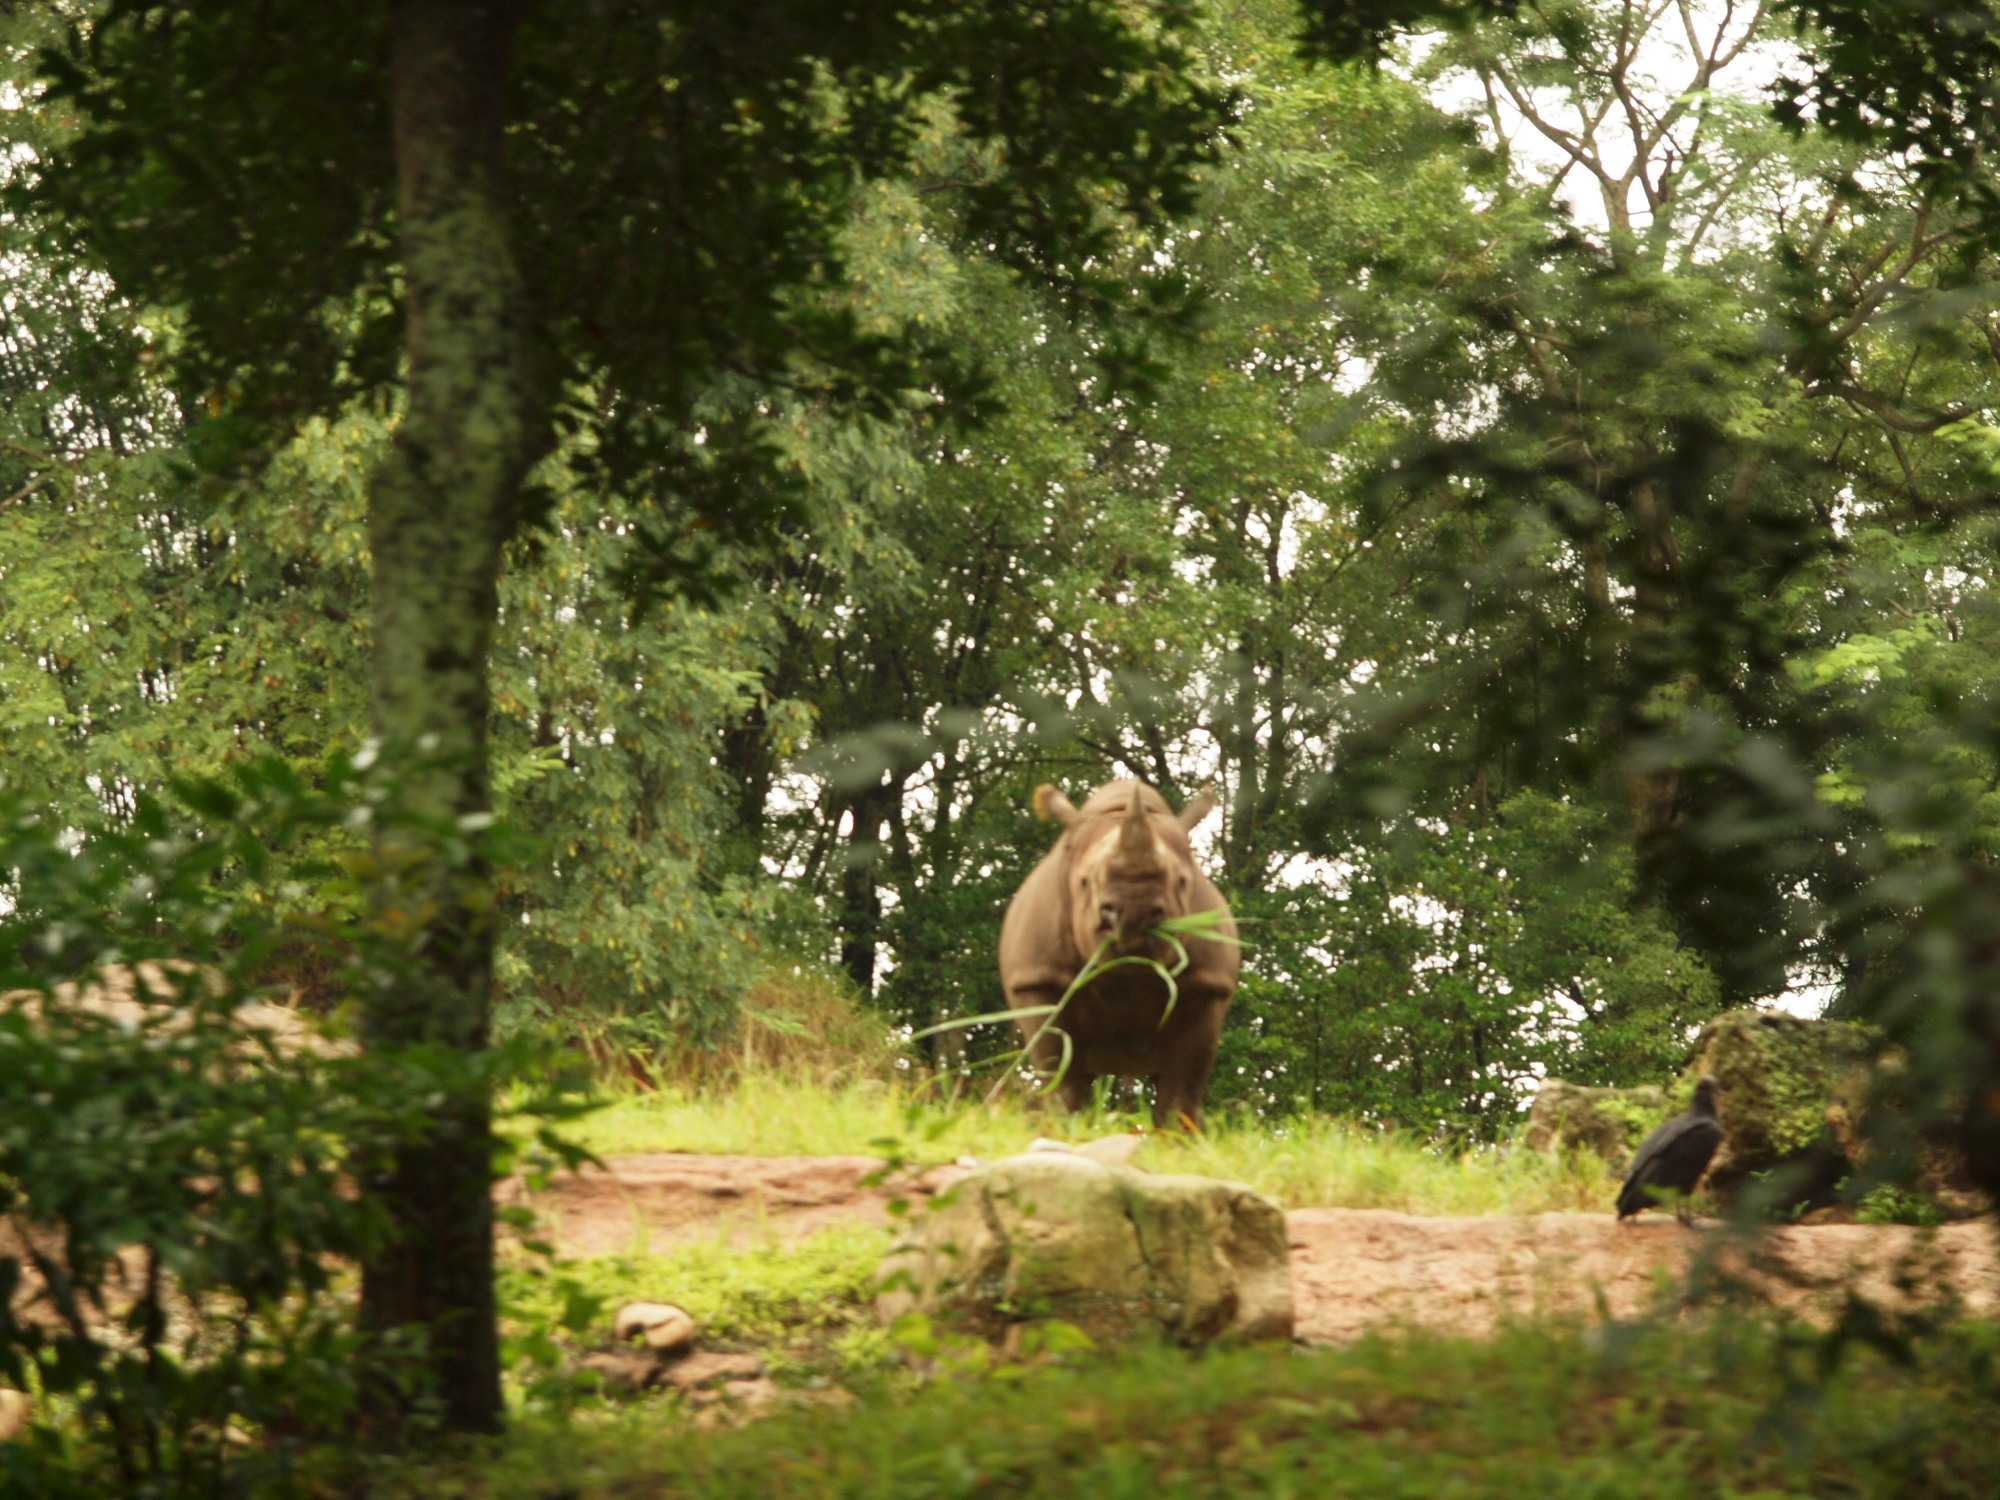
[910,907,1242,1108]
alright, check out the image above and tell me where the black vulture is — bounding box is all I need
[1616,1075,1722,1225]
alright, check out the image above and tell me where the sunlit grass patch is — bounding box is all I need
[565,1073,1612,1216]
[501,1221,901,1394]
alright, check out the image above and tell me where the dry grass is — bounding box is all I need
[571,967,916,1092]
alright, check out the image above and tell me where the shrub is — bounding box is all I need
[0,758,586,1496]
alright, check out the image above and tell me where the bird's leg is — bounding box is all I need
[1676,1204,1695,1228]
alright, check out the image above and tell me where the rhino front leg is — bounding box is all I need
[1152,1013,1222,1131]
[1053,1065,1097,1114]
[1016,989,1095,1113]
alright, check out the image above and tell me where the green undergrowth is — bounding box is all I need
[500,1223,901,1395]
[400,1314,2000,1500]
[564,1074,1612,1215]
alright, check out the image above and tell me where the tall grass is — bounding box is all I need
[568,1074,1612,1216]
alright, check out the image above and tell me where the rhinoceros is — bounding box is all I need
[997,779,1239,1128]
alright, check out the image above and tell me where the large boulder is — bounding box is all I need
[1534,1010,1990,1220]
[1684,1008,1873,1205]
[875,1153,1291,1348]
[1524,1080,1671,1165]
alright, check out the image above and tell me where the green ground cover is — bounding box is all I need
[500,1223,902,1393]
[569,1075,1614,1216]
[406,1315,2000,1499]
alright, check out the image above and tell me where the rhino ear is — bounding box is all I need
[1033,784,1079,826]
[1177,786,1219,832]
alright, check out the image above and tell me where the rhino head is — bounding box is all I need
[1036,782,1217,961]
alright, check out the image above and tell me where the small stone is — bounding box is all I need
[613,1300,697,1351]
[660,1350,765,1391]
[1030,1134,1147,1167]
[1075,1132,1146,1167]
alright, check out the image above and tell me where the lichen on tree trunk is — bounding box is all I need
[359,0,536,1438]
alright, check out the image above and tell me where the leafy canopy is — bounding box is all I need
[26,0,1235,586]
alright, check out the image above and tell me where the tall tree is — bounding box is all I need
[24,0,1232,1432]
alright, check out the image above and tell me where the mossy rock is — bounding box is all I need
[1524,1080,1671,1168]
[1824,1059,1994,1222]
[875,1153,1292,1350]
[1682,1008,1874,1207]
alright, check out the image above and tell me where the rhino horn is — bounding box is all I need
[1114,790,1161,873]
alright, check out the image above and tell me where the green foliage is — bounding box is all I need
[0,757,596,1491]
[0,766,390,1494]
[743,2,1743,1129]
[1216,793,1718,1133]
[4,0,1756,1135]
[1855,1185,1949,1229]
[0,239,776,1051]
[12,0,2000,1222]
[23,0,1231,580]
[396,1315,2000,1499]
[1780,0,2000,229]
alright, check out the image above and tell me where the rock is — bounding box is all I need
[1825,1065,1993,1221]
[875,1152,1291,1348]
[1524,1080,1670,1164]
[1027,1133,1148,1167]
[1684,1009,1874,1206]
[1536,1010,1988,1221]
[659,1350,765,1391]
[1913,1141,1991,1219]
[577,1348,662,1392]
[613,1300,697,1352]
[0,1389,30,1442]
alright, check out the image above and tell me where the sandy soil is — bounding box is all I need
[1286,1206,1997,1341]
[501,1152,2000,1344]
[499,1152,975,1256]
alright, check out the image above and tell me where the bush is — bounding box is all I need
[628,965,913,1092]
[0,758,587,1496]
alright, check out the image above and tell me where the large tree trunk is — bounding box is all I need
[360,0,535,1438]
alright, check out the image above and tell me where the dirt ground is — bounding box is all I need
[501,1152,2000,1345]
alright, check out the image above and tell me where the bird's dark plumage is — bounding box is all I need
[1616,1075,1722,1224]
